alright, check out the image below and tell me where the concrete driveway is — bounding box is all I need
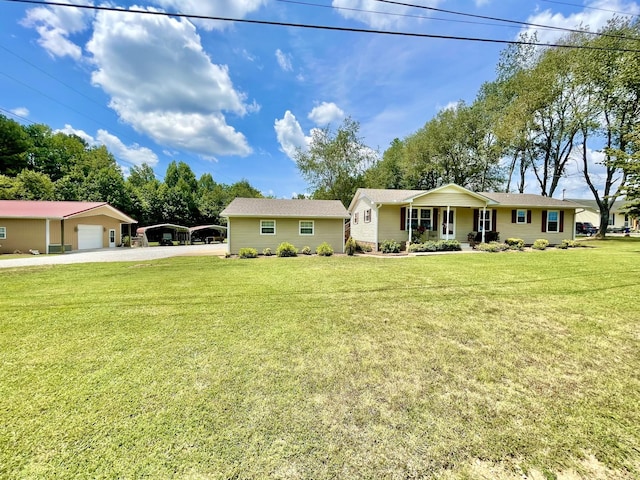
[0,244,227,269]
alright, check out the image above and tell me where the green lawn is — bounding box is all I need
[1,239,639,479]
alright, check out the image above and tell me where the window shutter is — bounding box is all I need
[511,209,516,223]
[400,207,406,230]
[473,209,479,231]
[559,211,565,232]
[542,210,547,232]
[492,210,497,231]
[527,210,532,224]
[433,209,439,231]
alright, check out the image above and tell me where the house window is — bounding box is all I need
[299,220,314,235]
[608,214,615,226]
[364,209,371,223]
[409,208,432,230]
[516,209,526,224]
[625,214,629,227]
[478,209,492,232]
[260,220,276,235]
[354,212,359,225]
[0,226,5,239]
[547,211,559,233]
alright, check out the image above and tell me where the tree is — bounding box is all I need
[0,114,30,175]
[15,169,55,200]
[295,117,377,207]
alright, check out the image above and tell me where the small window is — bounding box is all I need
[299,220,314,235]
[260,220,276,235]
[478,209,492,232]
[608,214,615,226]
[364,209,371,223]
[354,212,359,225]
[0,226,5,239]
[547,210,559,233]
[516,209,526,224]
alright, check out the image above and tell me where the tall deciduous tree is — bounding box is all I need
[295,117,377,207]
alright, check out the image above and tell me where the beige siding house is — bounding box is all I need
[0,200,137,254]
[348,184,579,250]
[569,198,635,232]
[221,198,350,254]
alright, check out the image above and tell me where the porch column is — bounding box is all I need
[446,205,450,240]
[128,224,132,248]
[60,218,65,254]
[482,205,487,243]
[46,218,50,254]
[408,202,413,246]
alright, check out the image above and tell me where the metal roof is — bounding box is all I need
[0,200,137,222]
[221,198,350,218]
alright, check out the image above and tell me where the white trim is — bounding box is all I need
[260,219,276,235]
[299,220,314,235]
[516,209,527,224]
[547,210,560,233]
[0,226,6,240]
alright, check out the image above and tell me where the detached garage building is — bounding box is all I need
[0,200,137,254]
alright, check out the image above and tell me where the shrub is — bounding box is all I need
[316,242,334,256]
[239,247,258,258]
[356,242,372,253]
[477,241,509,253]
[345,237,357,256]
[301,246,312,255]
[262,247,273,256]
[532,239,549,250]
[408,241,437,253]
[437,240,461,251]
[380,239,401,254]
[505,238,525,250]
[561,239,580,248]
[276,242,298,257]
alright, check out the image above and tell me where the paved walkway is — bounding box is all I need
[0,244,227,269]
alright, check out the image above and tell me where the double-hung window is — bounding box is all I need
[516,209,526,224]
[299,220,314,235]
[260,220,276,235]
[478,209,492,232]
[364,209,371,223]
[353,212,359,225]
[0,226,5,240]
[409,208,432,230]
[547,211,559,233]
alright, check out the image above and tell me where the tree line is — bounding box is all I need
[296,18,640,236]
[0,120,261,226]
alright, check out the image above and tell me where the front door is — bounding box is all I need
[109,229,116,248]
[441,208,455,240]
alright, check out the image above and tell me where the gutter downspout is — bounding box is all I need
[446,205,450,241]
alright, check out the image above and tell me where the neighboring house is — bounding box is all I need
[568,198,635,232]
[221,198,350,254]
[0,200,137,254]
[349,183,580,250]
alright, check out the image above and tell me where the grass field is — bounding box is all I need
[1,238,639,479]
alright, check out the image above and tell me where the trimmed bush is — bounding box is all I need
[345,237,357,256]
[262,247,273,256]
[380,239,401,254]
[356,242,372,253]
[505,238,525,250]
[477,241,509,253]
[316,242,334,256]
[276,242,298,257]
[301,246,312,255]
[408,241,437,253]
[438,240,461,251]
[239,247,258,258]
[532,239,549,250]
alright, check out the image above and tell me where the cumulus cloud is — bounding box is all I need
[274,111,311,160]
[331,0,443,29]
[21,0,94,59]
[275,49,293,72]
[57,124,159,167]
[520,0,640,44]
[151,0,267,30]
[308,102,345,126]
[10,107,30,118]
[86,6,252,158]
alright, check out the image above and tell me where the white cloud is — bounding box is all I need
[57,125,159,167]
[274,110,311,160]
[520,0,640,44]
[86,6,252,158]
[275,49,293,72]
[21,0,94,59]
[151,0,267,31]
[308,102,345,126]
[10,107,30,118]
[331,0,443,29]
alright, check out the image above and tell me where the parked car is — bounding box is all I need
[576,222,597,235]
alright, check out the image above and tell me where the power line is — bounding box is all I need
[373,0,640,41]
[539,0,640,17]
[3,0,640,52]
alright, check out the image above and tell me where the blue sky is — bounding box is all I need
[1,0,639,199]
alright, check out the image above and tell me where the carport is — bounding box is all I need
[135,224,190,247]
[189,225,227,244]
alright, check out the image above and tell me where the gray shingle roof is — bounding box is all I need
[479,192,582,208]
[221,198,350,218]
[355,188,426,204]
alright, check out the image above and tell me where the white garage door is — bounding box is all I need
[77,225,103,250]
